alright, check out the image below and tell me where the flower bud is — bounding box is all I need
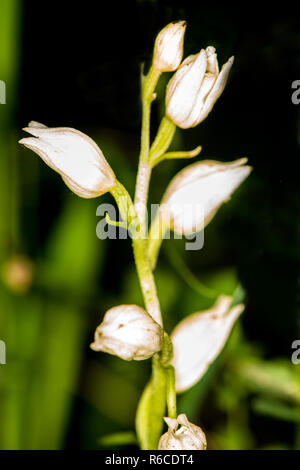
[166,47,234,128]
[159,158,251,235]
[158,414,207,450]
[19,121,116,198]
[90,304,163,361]
[171,296,245,392]
[153,21,186,72]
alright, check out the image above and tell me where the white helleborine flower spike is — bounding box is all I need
[158,414,207,450]
[19,121,116,198]
[159,158,251,235]
[166,46,234,128]
[90,304,163,361]
[171,296,245,393]
[153,21,187,72]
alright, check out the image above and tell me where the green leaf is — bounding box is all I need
[39,196,102,295]
[234,358,300,405]
[135,357,167,450]
[252,396,300,423]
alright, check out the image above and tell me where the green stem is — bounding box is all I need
[148,213,166,270]
[132,238,162,325]
[149,116,176,167]
[134,65,160,226]
[133,63,179,449]
[132,65,163,324]
[110,182,162,324]
[110,181,139,231]
[166,366,177,419]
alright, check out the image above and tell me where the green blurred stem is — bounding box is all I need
[165,244,217,299]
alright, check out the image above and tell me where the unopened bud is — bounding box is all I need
[158,414,207,450]
[19,121,116,198]
[90,304,163,361]
[153,21,186,72]
[166,47,234,128]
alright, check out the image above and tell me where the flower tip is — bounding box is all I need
[90,341,101,352]
[206,45,216,55]
[223,56,234,71]
[173,19,187,29]
[236,157,248,165]
[164,416,178,430]
[18,137,33,148]
[28,121,48,129]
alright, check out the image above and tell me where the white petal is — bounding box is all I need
[171,296,245,392]
[19,137,61,172]
[61,174,104,198]
[194,56,234,126]
[181,73,217,129]
[166,50,207,128]
[161,158,251,235]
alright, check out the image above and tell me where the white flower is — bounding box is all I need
[166,46,234,128]
[19,121,116,198]
[171,296,245,393]
[153,21,186,72]
[90,304,163,361]
[158,414,207,450]
[159,158,251,235]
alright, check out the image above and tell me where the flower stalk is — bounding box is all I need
[133,56,179,449]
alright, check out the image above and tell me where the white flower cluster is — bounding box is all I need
[153,23,234,128]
